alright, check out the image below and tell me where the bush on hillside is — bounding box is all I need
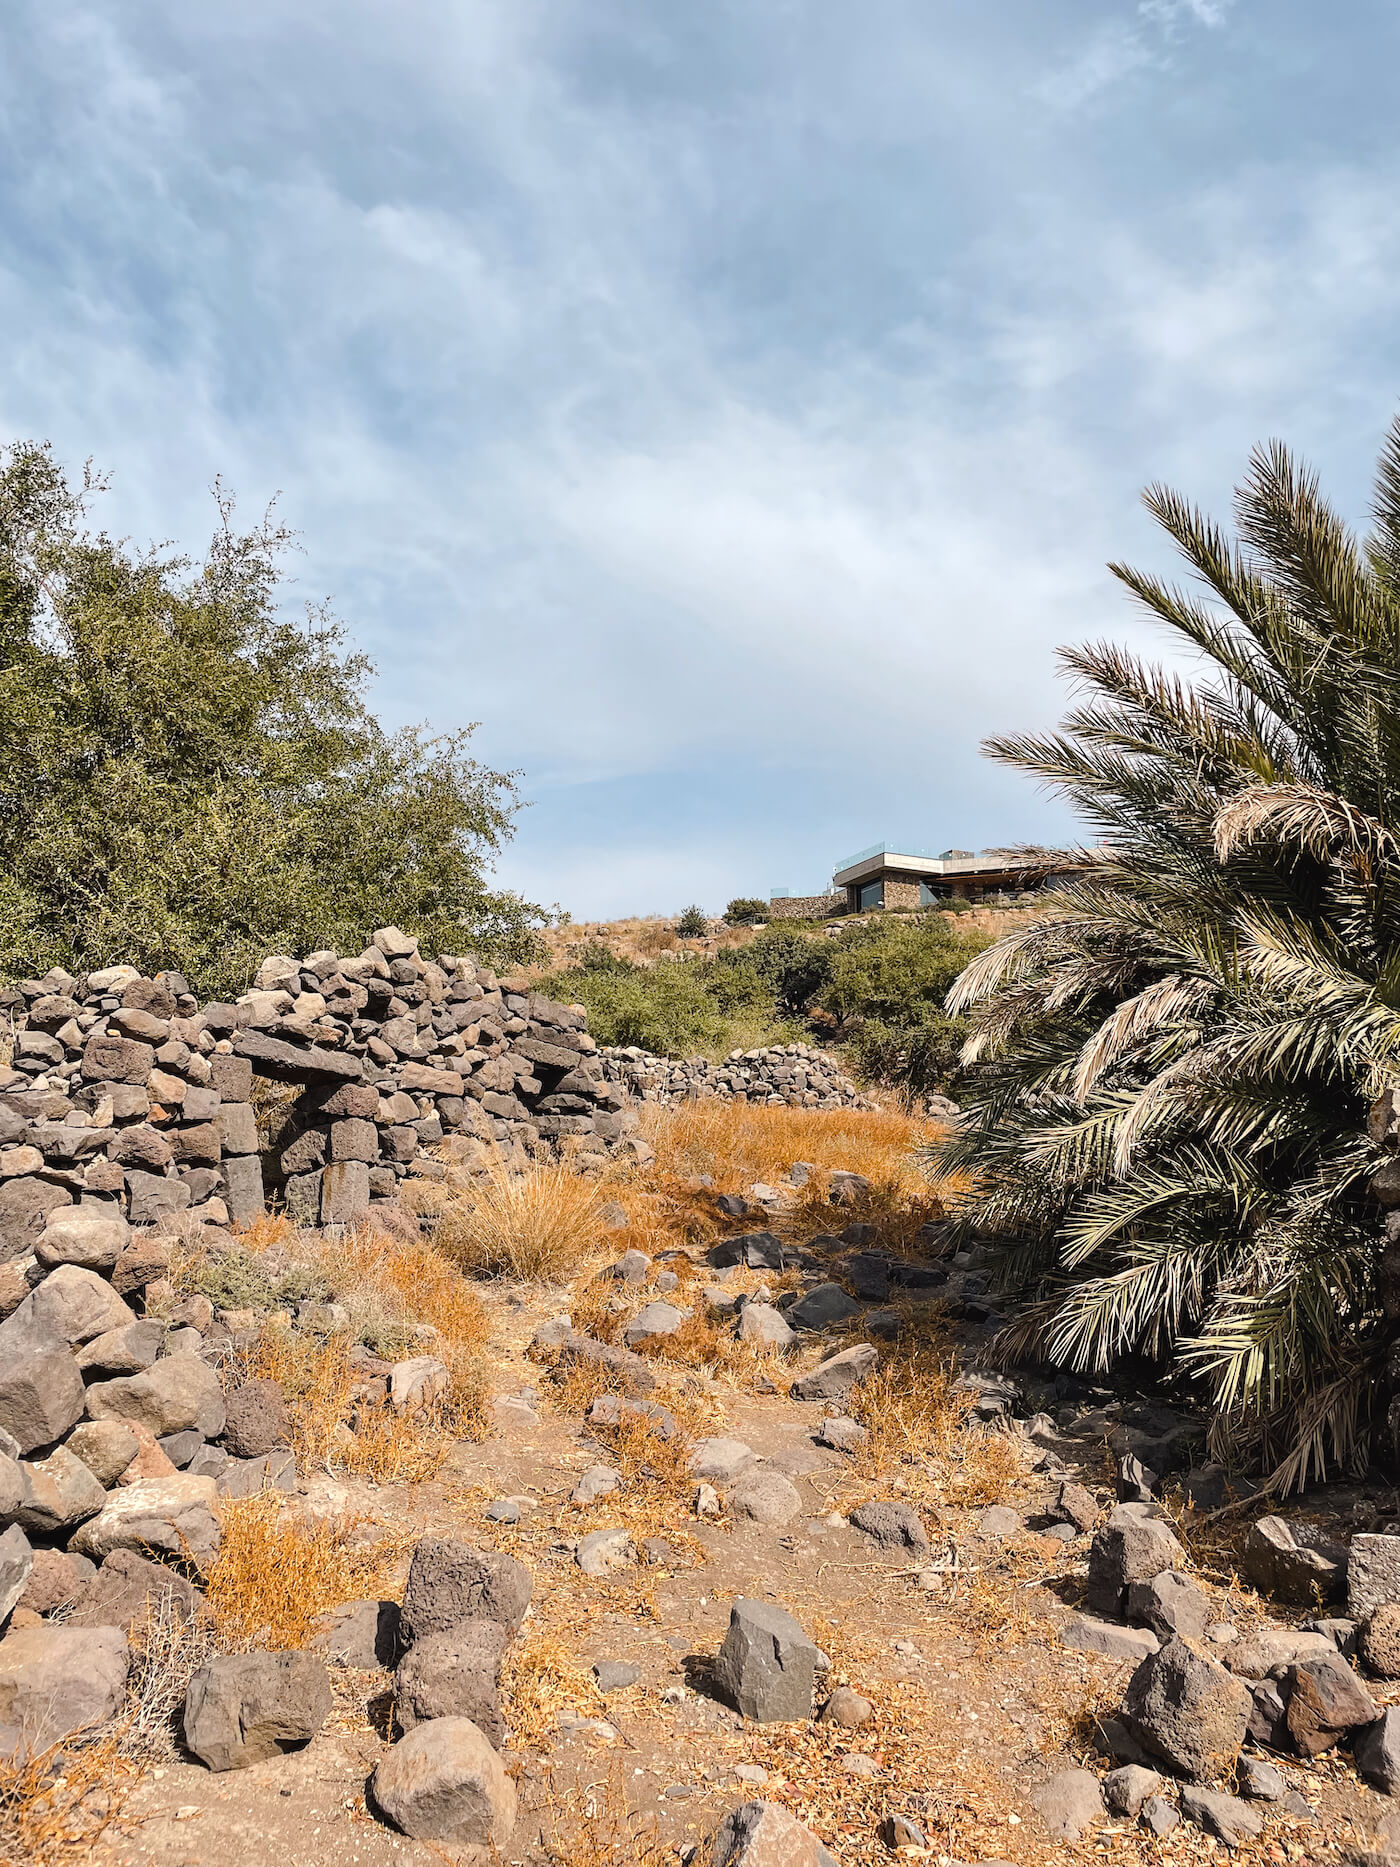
[539,947,763,1056]
[675,904,709,938]
[0,441,543,995]
[936,419,1400,1490]
[539,912,988,1087]
[724,897,768,925]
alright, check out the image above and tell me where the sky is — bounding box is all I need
[2,2,1398,916]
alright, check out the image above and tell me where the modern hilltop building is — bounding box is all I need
[767,843,1091,918]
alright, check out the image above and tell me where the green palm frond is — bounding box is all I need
[933,415,1400,1489]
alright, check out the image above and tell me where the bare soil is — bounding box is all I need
[89,1264,1397,1867]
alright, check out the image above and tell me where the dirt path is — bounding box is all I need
[92,1242,1391,1867]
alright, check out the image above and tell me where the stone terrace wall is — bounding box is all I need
[0,926,642,1256]
[764,894,846,920]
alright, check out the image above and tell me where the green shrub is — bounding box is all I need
[675,905,709,938]
[816,914,985,1027]
[538,949,735,1055]
[539,909,987,1089]
[723,898,768,925]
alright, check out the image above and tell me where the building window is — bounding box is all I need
[858,881,883,911]
[919,881,944,906]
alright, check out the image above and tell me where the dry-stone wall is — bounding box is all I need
[598,1042,868,1109]
[0,926,642,1251]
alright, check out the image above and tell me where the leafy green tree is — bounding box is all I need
[710,924,835,1012]
[814,914,988,1094]
[0,441,543,995]
[675,904,709,938]
[936,421,1400,1490]
[723,897,768,925]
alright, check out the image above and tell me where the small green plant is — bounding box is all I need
[674,904,709,938]
[723,897,768,925]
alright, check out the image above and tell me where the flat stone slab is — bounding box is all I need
[1062,1614,1160,1662]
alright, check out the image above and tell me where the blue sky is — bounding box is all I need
[3,2,1398,915]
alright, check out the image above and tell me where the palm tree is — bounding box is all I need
[933,420,1400,1493]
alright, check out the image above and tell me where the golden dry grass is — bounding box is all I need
[203,1492,408,1650]
[840,1332,1018,1510]
[566,1263,794,1394]
[0,1736,135,1867]
[234,1210,297,1252]
[641,1099,944,1200]
[241,1323,486,1482]
[202,1218,493,1479]
[436,1153,616,1282]
[500,1635,610,1750]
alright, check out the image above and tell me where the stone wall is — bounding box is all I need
[598,1042,868,1109]
[0,926,641,1255]
[879,877,925,911]
[764,894,846,921]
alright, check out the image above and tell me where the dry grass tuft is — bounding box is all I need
[501,1635,610,1750]
[594,1398,698,1495]
[205,1493,371,1650]
[947,1425,1022,1507]
[328,1221,491,1353]
[203,1218,493,1479]
[234,1210,296,1251]
[641,1099,948,1204]
[436,1154,615,1282]
[533,1763,672,1867]
[565,1274,777,1386]
[847,1342,968,1478]
[241,1321,487,1481]
[957,1552,1048,1654]
[0,1736,135,1867]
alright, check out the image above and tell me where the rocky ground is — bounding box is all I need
[6,1111,1400,1866]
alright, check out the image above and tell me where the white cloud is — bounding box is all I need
[1036,0,1234,110]
[0,1,1396,918]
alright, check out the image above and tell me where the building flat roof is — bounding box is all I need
[832,845,1094,890]
[831,847,1029,888]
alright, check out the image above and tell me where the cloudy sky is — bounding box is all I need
[3,2,1397,915]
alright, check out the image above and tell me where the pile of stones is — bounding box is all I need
[597,1042,869,1109]
[1049,1484,1400,1841]
[0,1198,463,1754]
[0,926,646,1246]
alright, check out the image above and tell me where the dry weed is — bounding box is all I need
[205,1492,375,1650]
[210,1217,492,1478]
[120,1591,218,1762]
[840,1333,1022,1510]
[534,1762,672,1867]
[238,1324,483,1481]
[567,1278,774,1386]
[317,1221,491,1355]
[0,1736,135,1867]
[501,1635,610,1750]
[641,1100,946,1203]
[639,1310,789,1389]
[234,1211,296,1251]
[436,1154,615,1282]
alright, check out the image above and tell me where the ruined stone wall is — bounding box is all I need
[0,926,640,1256]
[598,1042,868,1108]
